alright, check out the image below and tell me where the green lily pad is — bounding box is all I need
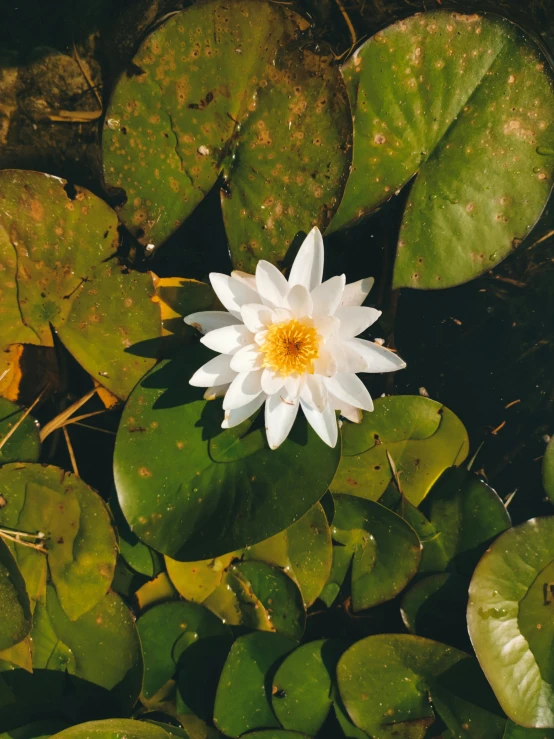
[0,399,41,465]
[102,0,351,270]
[137,600,229,700]
[114,346,340,560]
[203,560,305,641]
[331,396,469,506]
[320,494,420,612]
[422,466,511,575]
[468,517,554,728]
[503,722,554,738]
[166,503,331,609]
[136,572,179,611]
[271,639,347,735]
[111,495,160,578]
[0,587,143,730]
[0,170,161,400]
[543,437,554,504]
[330,11,554,290]
[337,634,505,739]
[0,720,68,739]
[244,733,311,739]
[400,573,470,650]
[214,631,296,738]
[0,463,116,620]
[0,538,32,651]
[51,720,171,739]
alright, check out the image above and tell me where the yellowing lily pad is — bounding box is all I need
[0,463,116,620]
[0,170,162,400]
[102,0,351,270]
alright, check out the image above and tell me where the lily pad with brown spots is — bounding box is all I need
[0,170,162,400]
[329,11,554,289]
[102,0,352,270]
[0,463,117,621]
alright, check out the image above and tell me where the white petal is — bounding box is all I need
[223,370,263,410]
[184,311,240,334]
[265,392,299,450]
[200,324,254,355]
[256,261,289,308]
[314,315,340,340]
[231,270,257,290]
[203,383,230,400]
[325,373,374,412]
[300,374,328,412]
[222,392,267,429]
[241,303,273,333]
[270,307,292,324]
[347,339,407,373]
[285,284,313,318]
[230,344,263,372]
[300,399,338,448]
[261,368,285,395]
[328,392,363,423]
[325,339,369,374]
[209,273,260,319]
[335,306,381,339]
[284,374,304,400]
[313,348,338,377]
[288,227,324,292]
[189,354,237,387]
[341,277,375,307]
[311,275,346,316]
[255,329,268,346]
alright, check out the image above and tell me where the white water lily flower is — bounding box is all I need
[185,227,405,450]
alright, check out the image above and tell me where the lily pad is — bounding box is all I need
[111,495,160,578]
[337,634,505,739]
[166,503,331,609]
[51,721,171,739]
[468,517,554,728]
[203,561,305,641]
[503,722,554,738]
[0,720,68,739]
[0,170,161,400]
[543,437,554,504]
[0,463,116,620]
[214,631,296,738]
[271,639,347,735]
[137,600,229,700]
[0,587,143,729]
[245,733,311,739]
[135,572,179,611]
[102,0,351,270]
[114,346,340,560]
[330,11,554,290]
[320,494,420,611]
[0,399,41,465]
[0,538,32,651]
[331,396,469,506]
[422,466,511,575]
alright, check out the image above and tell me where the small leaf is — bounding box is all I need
[213,632,296,738]
[330,11,554,290]
[102,0,352,269]
[137,601,229,700]
[271,639,347,735]
[0,464,116,620]
[51,720,171,739]
[337,634,505,739]
[468,517,554,728]
[0,398,41,465]
[331,396,469,506]
[0,539,32,651]
[114,346,340,560]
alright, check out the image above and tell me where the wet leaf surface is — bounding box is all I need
[0,399,41,466]
[468,517,554,728]
[0,539,31,651]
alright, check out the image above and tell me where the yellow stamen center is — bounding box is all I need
[260,319,320,377]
